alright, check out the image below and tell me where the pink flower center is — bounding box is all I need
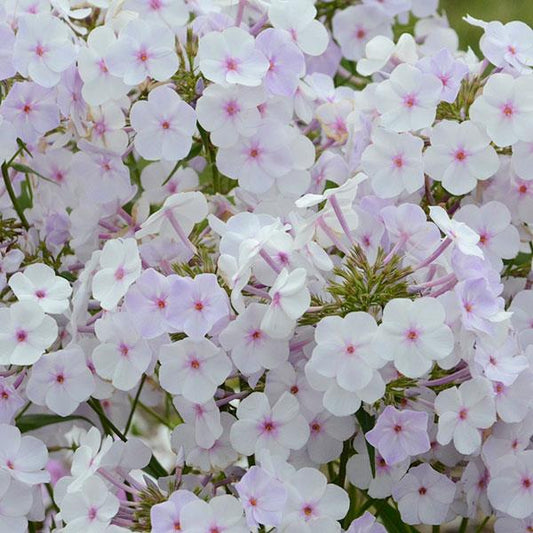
[35,44,46,57]
[157,298,167,309]
[16,330,27,343]
[406,329,418,341]
[262,419,276,433]
[455,149,467,162]
[225,57,239,72]
[138,49,150,63]
[393,155,404,168]
[502,103,514,117]
[115,266,125,280]
[251,330,262,340]
[393,424,402,433]
[56,374,65,384]
[190,359,200,370]
[149,0,162,9]
[355,27,366,40]
[418,486,427,495]
[98,59,108,74]
[194,301,204,311]
[225,100,240,117]
[249,497,258,507]
[23,104,32,114]
[35,289,46,299]
[290,385,299,394]
[311,422,321,433]
[458,408,468,420]
[522,477,532,490]
[119,344,129,357]
[249,147,261,159]
[161,120,171,130]
[303,504,314,518]
[508,45,517,56]
[403,94,417,108]
[88,507,97,520]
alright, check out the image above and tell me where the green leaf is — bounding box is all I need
[10,163,57,184]
[17,414,93,433]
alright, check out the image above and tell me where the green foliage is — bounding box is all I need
[301,245,412,326]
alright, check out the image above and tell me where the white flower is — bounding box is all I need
[392,463,456,525]
[92,238,142,310]
[0,301,58,366]
[470,72,533,147]
[0,424,49,486]
[60,476,119,532]
[435,377,496,455]
[488,450,533,519]
[373,297,454,378]
[230,392,310,460]
[130,85,196,162]
[159,337,231,404]
[429,206,484,258]
[424,120,500,195]
[375,64,442,132]
[12,13,76,88]
[8,263,72,314]
[261,268,311,339]
[26,345,95,416]
[268,0,329,57]
[197,27,269,87]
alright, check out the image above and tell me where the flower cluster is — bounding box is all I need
[1,0,533,532]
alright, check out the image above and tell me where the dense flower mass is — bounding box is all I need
[1,0,533,532]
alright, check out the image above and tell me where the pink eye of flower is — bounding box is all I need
[114,266,126,280]
[393,424,402,433]
[263,420,275,432]
[508,45,517,55]
[56,374,65,384]
[519,184,528,194]
[464,302,473,313]
[156,299,167,309]
[16,330,27,343]
[190,359,200,369]
[418,486,427,495]
[1,391,9,400]
[119,344,129,357]
[303,505,314,517]
[522,477,532,489]
[311,422,321,433]
[393,155,404,168]
[225,57,238,72]
[249,148,260,159]
[455,149,467,161]
[406,329,418,341]
[251,330,262,340]
[225,101,239,116]
[502,104,514,117]
[458,408,468,420]
[355,28,366,40]
[138,50,149,63]
[35,289,46,299]
[35,44,45,57]
[161,121,170,130]
[249,497,257,507]
[6,460,14,470]
[194,301,204,311]
[173,521,181,531]
[403,95,417,108]
[23,104,32,114]
[98,59,108,74]
[149,0,162,9]
[88,507,97,520]
[290,385,299,394]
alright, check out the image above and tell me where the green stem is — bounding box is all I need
[87,398,167,479]
[458,517,469,533]
[475,516,490,533]
[432,526,440,533]
[124,375,146,435]
[14,401,31,422]
[2,163,29,230]
[335,440,351,487]
[198,124,220,194]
